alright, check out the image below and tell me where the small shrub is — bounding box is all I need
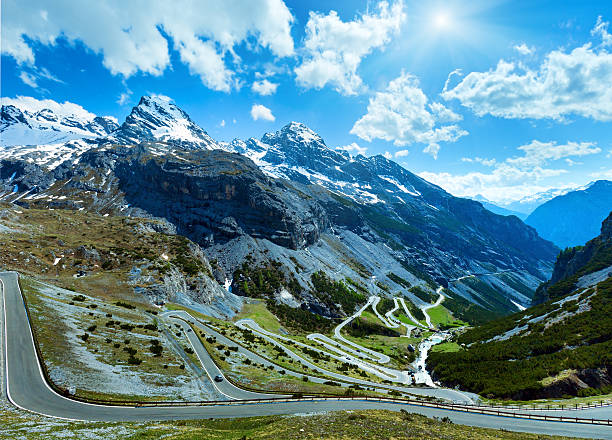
[123,347,137,356]
[115,301,135,310]
[150,344,163,356]
[127,355,142,365]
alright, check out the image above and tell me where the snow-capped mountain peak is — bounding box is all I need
[1,97,118,148]
[262,121,327,150]
[0,97,120,169]
[110,95,218,150]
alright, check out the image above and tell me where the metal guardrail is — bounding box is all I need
[13,276,612,427]
[125,396,612,426]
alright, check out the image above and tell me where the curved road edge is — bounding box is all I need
[2,272,612,439]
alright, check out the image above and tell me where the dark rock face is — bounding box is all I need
[516,368,612,400]
[85,146,328,250]
[550,212,612,284]
[1,105,30,127]
[534,211,612,304]
[90,116,119,134]
[0,159,55,192]
[602,211,612,242]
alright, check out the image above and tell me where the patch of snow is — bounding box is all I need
[511,300,526,311]
[378,175,421,196]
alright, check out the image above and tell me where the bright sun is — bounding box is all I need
[434,12,450,29]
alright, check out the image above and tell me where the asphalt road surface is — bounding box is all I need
[2,272,611,439]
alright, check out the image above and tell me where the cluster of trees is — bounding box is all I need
[266,300,334,333]
[311,271,365,314]
[442,290,504,327]
[233,260,298,298]
[170,236,207,276]
[387,272,411,289]
[345,316,401,338]
[377,297,395,315]
[400,296,425,322]
[409,286,435,303]
[429,277,612,399]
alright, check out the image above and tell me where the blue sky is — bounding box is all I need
[2,0,612,204]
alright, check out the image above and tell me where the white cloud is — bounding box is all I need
[591,16,612,47]
[350,72,467,158]
[513,43,533,55]
[336,142,367,156]
[18,65,64,89]
[252,79,279,95]
[250,104,275,121]
[590,169,612,180]
[117,91,132,106]
[295,1,405,95]
[419,140,602,203]
[220,119,226,127]
[1,0,294,92]
[443,18,612,121]
[383,151,392,159]
[19,71,38,88]
[394,149,409,158]
[462,157,497,166]
[1,95,97,120]
[507,140,600,168]
[422,143,440,159]
[428,102,462,123]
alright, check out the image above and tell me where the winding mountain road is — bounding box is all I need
[421,287,445,329]
[2,272,612,438]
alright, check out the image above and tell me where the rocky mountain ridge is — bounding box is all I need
[1,95,560,317]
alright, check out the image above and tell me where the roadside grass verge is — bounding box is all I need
[0,407,578,440]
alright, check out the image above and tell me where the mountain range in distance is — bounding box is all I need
[473,182,612,249]
[525,180,612,249]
